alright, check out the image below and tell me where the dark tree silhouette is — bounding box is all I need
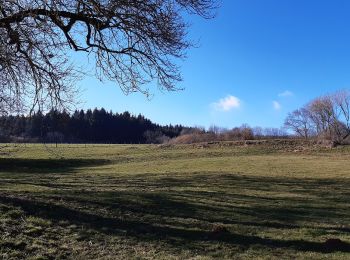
[0,0,217,114]
[0,108,187,144]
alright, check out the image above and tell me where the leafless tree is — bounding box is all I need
[333,89,350,140]
[239,124,253,140]
[0,0,217,114]
[252,126,263,137]
[285,90,350,144]
[307,95,335,137]
[284,108,313,139]
[208,124,225,135]
[307,93,350,143]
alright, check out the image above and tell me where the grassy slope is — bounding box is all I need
[0,143,350,259]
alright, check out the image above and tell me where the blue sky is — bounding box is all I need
[79,0,350,129]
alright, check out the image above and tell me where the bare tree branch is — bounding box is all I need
[0,0,217,114]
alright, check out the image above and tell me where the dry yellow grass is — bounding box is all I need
[0,143,350,259]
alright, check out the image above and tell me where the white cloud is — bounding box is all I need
[278,90,294,97]
[212,95,241,112]
[273,100,281,110]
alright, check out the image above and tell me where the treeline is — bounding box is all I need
[0,108,186,144]
[169,124,288,144]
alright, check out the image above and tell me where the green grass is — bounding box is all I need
[0,143,350,259]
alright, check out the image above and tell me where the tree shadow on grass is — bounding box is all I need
[0,191,350,254]
[0,158,110,174]
[1,171,350,255]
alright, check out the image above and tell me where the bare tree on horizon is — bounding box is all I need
[284,89,350,144]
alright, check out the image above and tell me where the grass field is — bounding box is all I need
[0,142,350,259]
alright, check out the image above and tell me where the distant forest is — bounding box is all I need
[0,109,187,144]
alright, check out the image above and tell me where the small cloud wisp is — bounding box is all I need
[212,95,241,112]
[273,100,281,110]
[278,90,294,97]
